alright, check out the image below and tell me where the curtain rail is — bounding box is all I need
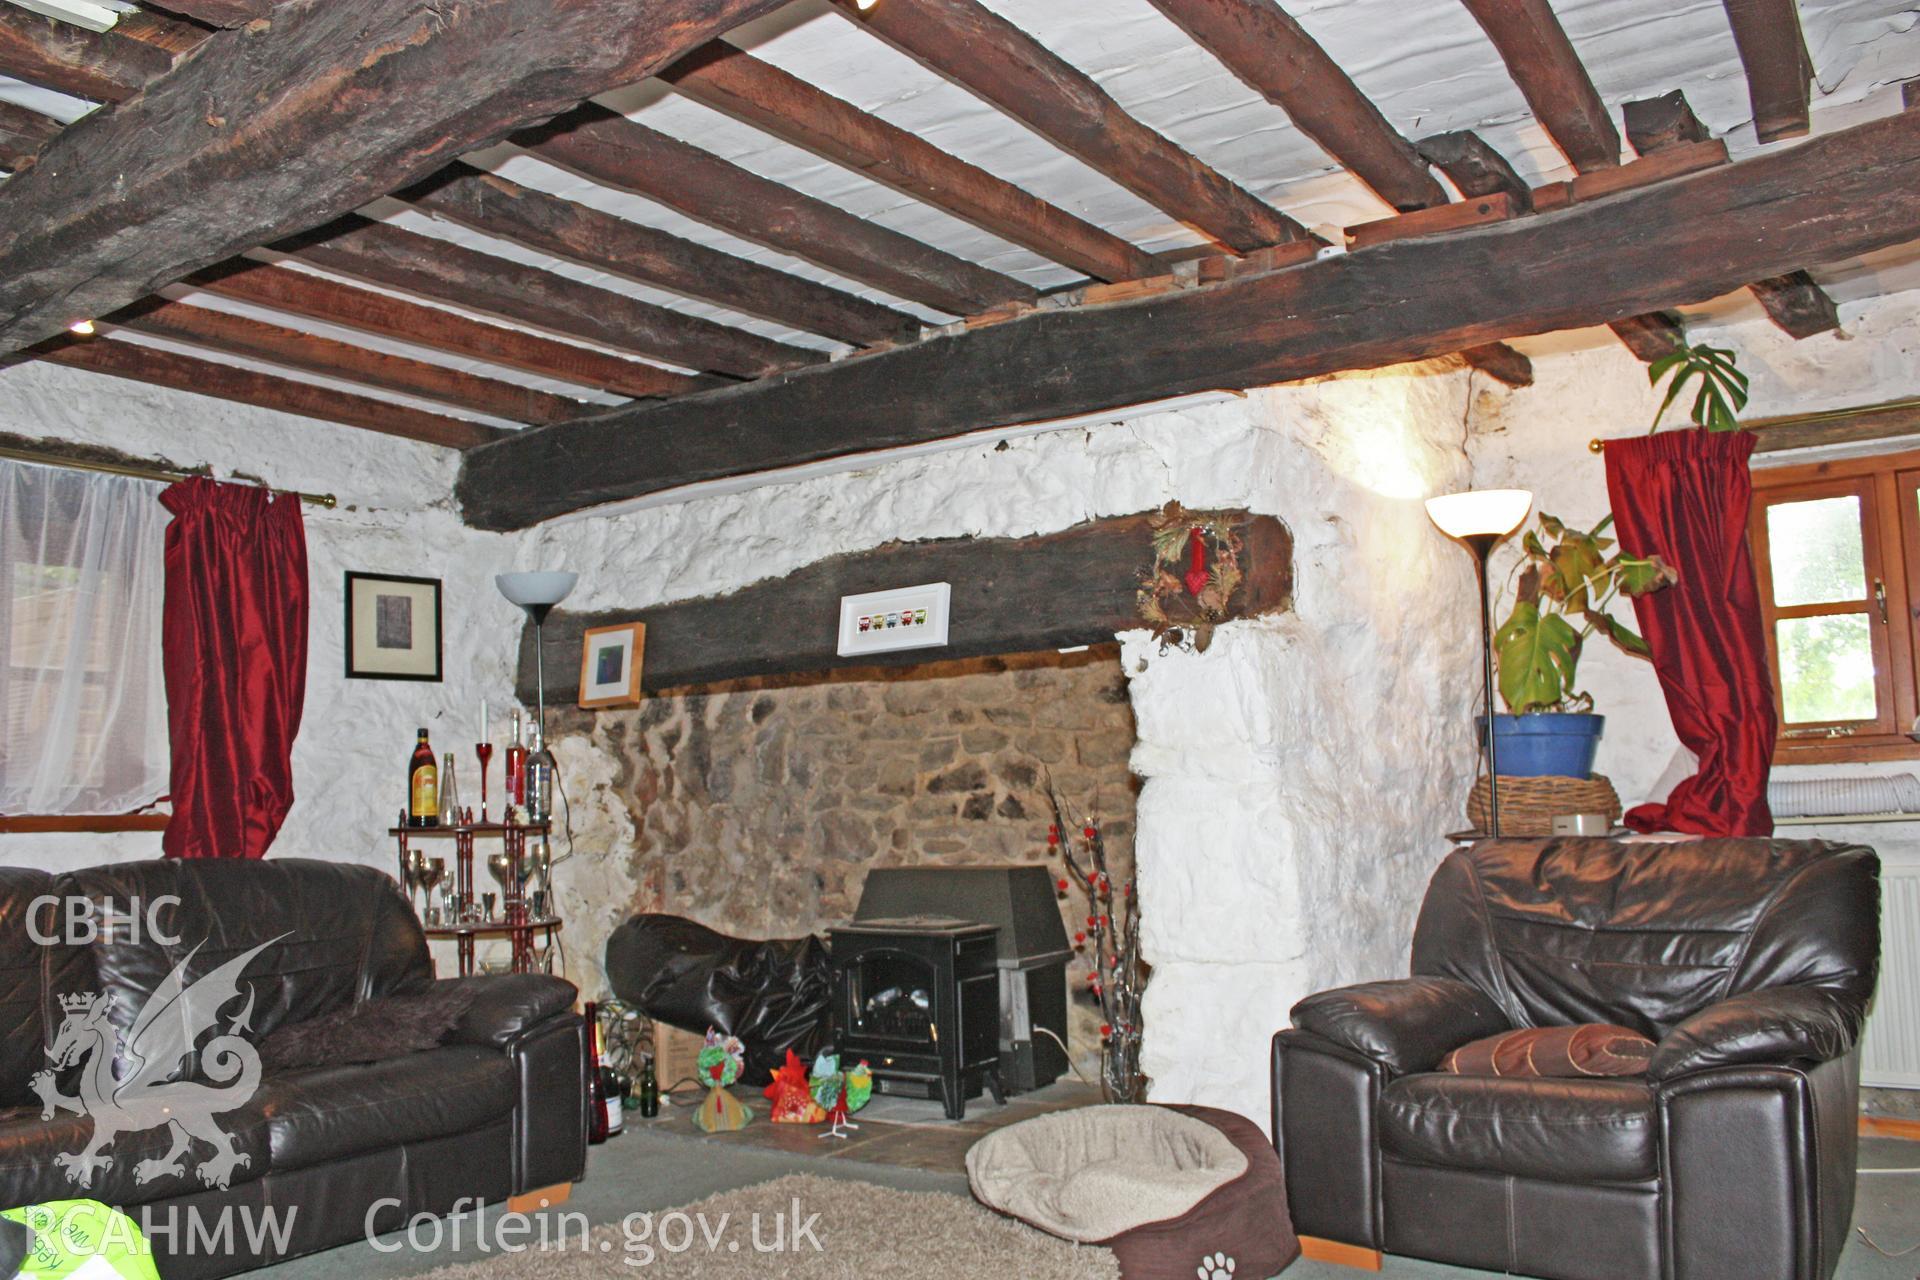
[0,445,337,508]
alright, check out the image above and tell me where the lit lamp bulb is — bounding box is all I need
[855,0,879,8]
[67,319,96,336]
[1424,489,1532,541]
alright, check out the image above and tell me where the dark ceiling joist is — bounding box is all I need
[0,5,171,101]
[104,297,592,426]
[1416,131,1533,210]
[0,0,793,355]
[457,106,1920,529]
[42,337,504,450]
[138,0,272,27]
[1457,0,1620,172]
[659,40,1158,284]
[1143,0,1446,213]
[0,100,61,172]
[828,0,1306,252]
[1622,89,1837,340]
[277,214,819,379]
[518,103,1033,317]
[394,161,916,348]
[1720,0,1813,142]
[186,260,711,400]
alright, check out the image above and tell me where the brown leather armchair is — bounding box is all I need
[1272,838,1880,1280]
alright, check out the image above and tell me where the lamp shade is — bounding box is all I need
[1425,489,1533,540]
[495,571,577,610]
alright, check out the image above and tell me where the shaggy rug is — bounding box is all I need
[417,1174,1121,1279]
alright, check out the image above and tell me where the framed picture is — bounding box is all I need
[344,572,443,682]
[836,582,952,658]
[579,622,646,708]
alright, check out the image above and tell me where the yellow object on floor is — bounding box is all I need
[1,1200,160,1280]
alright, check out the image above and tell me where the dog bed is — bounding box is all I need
[967,1103,1299,1280]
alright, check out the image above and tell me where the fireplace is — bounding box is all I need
[830,916,1005,1119]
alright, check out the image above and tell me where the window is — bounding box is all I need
[0,459,170,823]
[1750,447,1920,762]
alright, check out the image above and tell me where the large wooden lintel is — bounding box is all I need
[515,510,1293,699]
[459,107,1920,530]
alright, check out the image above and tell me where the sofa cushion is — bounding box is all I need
[1379,1073,1658,1184]
[58,860,431,1072]
[256,1045,515,1173]
[0,870,55,1109]
[1441,1024,1653,1078]
[0,1098,272,1210]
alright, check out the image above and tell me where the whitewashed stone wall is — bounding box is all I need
[530,368,1483,1123]
[0,361,523,888]
[1473,286,1920,873]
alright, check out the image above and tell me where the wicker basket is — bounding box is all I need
[1466,774,1622,836]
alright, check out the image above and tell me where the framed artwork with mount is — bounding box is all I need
[345,571,443,682]
[579,622,646,708]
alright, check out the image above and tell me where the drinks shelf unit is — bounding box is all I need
[391,821,557,975]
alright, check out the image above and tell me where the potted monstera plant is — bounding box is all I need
[1488,513,1678,775]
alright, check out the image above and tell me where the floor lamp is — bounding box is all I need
[1425,490,1533,838]
[496,571,577,825]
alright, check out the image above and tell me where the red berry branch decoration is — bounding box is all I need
[1047,778,1146,1104]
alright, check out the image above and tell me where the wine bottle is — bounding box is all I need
[407,729,438,828]
[638,1056,660,1119]
[526,721,553,823]
[585,1002,609,1145]
[603,1063,626,1137]
[504,709,528,816]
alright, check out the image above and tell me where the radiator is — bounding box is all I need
[1863,864,1920,1089]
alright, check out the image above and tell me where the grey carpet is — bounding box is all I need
[407,1173,1120,1279]
[246,1128,1920,1280]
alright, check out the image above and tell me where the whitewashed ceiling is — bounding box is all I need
[3,0,1916,429]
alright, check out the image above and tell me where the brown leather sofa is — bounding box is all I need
[1272,837,1880,1280]
[0,858,588,1279]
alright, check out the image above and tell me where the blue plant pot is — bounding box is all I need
[1474,713,1606,778]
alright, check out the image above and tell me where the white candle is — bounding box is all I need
[480,698,488,743]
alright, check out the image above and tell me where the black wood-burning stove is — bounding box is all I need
[829,916,1005,1120]
[854,866,1073,1094]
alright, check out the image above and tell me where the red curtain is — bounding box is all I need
[159,479,308,859]
[1603,430,1775,835]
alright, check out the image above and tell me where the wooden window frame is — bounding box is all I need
[1752,446,1920,763]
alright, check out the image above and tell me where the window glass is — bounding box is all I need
[1765,496,1866,606]
[1776,614,1877,724]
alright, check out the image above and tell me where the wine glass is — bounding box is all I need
[407,848,432,916]
[475,742,494,823]
[417,857,447,923]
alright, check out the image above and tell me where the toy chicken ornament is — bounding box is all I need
[808,1051,874,1139]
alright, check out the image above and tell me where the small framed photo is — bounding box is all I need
[837,583,952,657]
[345,572,443,682]
[579,622,646,708]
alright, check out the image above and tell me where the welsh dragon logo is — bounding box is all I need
[31,938,282,1190]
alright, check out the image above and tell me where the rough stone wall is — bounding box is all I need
[548,650,1137,1073]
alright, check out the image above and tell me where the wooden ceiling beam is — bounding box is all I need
[103,297,594,426]
[457,106,1920,529]
[1144,0,1446,212]
[0,5,172,101]
[0,0,793,355]
[828,0,1307,252]
[1622,89,1838,340]
[1457,0,1620,171]
[1720,0,1813,142]
[186,259,710,400]
[0,100,61,172]
[1416,131,1533,210]
[518,104,1036,317]
[277,214,821,379]
[40,337,504,449]
[394,161,918,347]
[137,1,273,28]
[658,40,1158,283]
